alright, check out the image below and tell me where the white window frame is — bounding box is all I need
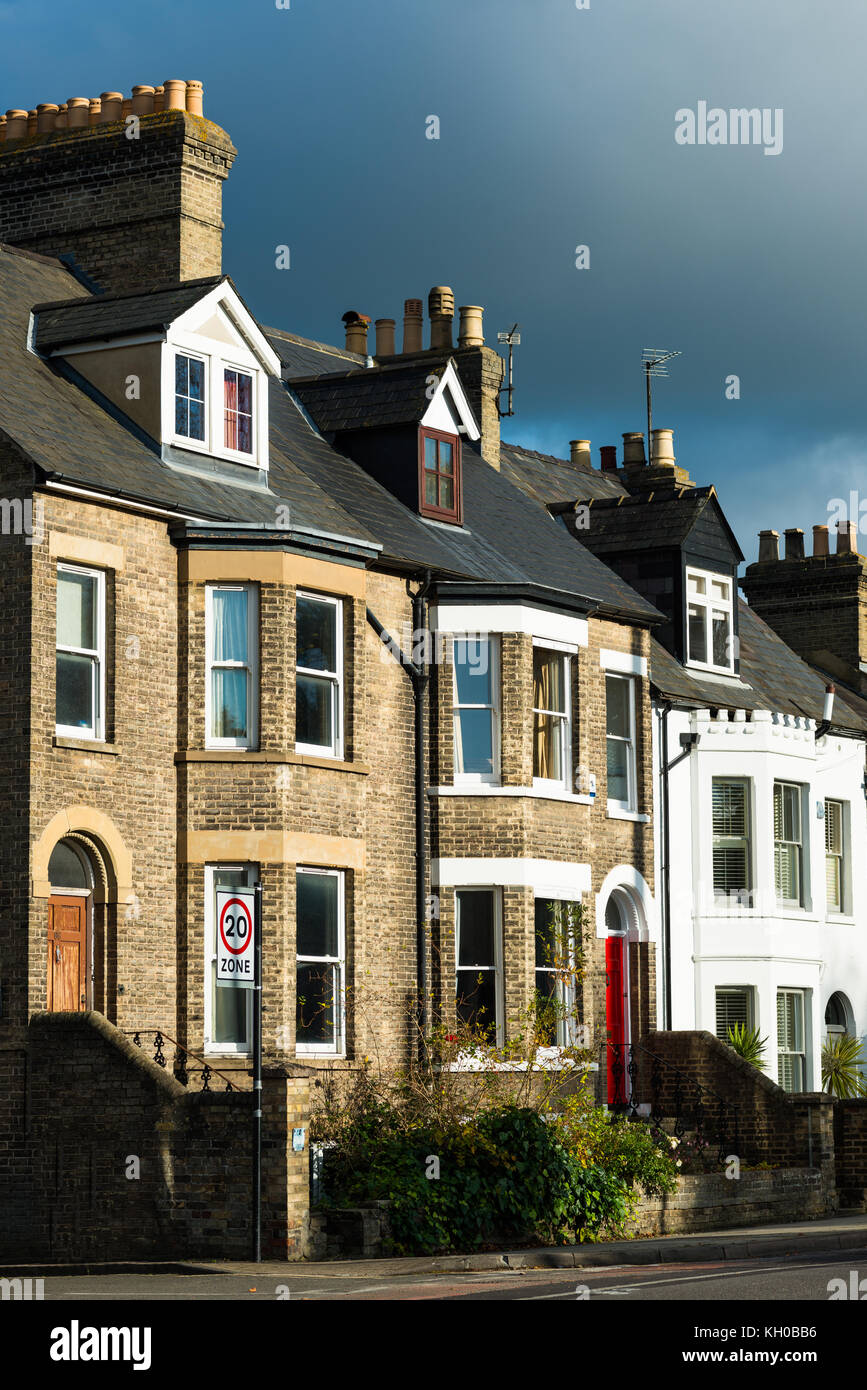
[711,777,753,908]
[605,673,637,814]
[825,799,846,915]
[173,350,209,450]
[295,867,346,1058]
[221,361,257,461]
[715,985,755,1040]
[455,887,504,1047]
[451,635,500,786]
[205,583,259,750]
[774,780,805,909]
[532,642,572,792]
[204,863,256,1055]
[777,988,807,1092]
[295,592,344,760]
[55,562,106,742]
[534,897,580,1048]
[685,566,735,674]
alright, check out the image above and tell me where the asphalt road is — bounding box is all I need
[34,1249,867,1300]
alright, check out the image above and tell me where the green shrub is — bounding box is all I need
[725,1023,768,1070]
[822,1035,867,1098]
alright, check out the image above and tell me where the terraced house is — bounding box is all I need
[0,79,667,1254]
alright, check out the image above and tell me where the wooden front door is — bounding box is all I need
[605,934,627,1104]
[47,896,88,1011]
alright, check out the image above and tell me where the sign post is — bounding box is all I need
[215,885,261,1261]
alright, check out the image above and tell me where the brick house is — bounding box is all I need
[0,78,667,1253]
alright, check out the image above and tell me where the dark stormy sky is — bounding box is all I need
[3,0,865,562]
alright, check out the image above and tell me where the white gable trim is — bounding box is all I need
[172,281,281,376]
[420,360,480,440]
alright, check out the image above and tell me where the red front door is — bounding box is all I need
[605,934,627,1103]
[47,895,88,1012]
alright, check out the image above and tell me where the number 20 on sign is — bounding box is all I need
[216,889,256,988]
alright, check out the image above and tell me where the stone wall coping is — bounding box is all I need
[645,1029,830,1107]
[29,1010,185,1100]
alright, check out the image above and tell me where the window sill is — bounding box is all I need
[430,785,594,805]
[606,803,649,822]
[176,751,369,774]
[826,913,855,925]
[53,736,118,755]
[441,1050,598,1073]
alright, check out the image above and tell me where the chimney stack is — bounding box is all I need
[569,440,592,468]
[622,431,646,465]
[0,78,234,292]
[458,305,484,348]
[600,445,618,472]
[837,520,857,555]
[812,524,829,557]
[403,299,424,353]
[784,528,805,561]
[374,318,396,357]
[758,529,780,563]
[342,311,370,355]
[428,286,454,349]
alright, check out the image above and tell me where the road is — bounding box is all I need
[33,1248,867,1300]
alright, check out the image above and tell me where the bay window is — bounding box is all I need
[534,899,578,1046]
[296,593,343,758]
[205,864,255,1054]
[605,674,636,811]
[56,563,105,740]
[452,636,498,782]
[533,647,571,787]
[296,868,345,1055]
[712,778,751,905]
[774,782,804,907]
[206,584,258,749]
[825,799,845,913]
[777,989,806,1092]
[455,889,502,1044]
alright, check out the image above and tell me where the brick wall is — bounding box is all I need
[833,1099,867,1208]
[741,551,867,682]
[21,1011,309,1261]
[631,1167,835,1237]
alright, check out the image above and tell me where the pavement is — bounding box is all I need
[4,1210,867,1280]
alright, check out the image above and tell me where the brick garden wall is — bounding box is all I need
[631,1167,835,1238]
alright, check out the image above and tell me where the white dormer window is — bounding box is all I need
[686,567,734,673]
[161,280,281,472]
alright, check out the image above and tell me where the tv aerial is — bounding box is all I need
[497,323,521,417]
[642,348,681,463]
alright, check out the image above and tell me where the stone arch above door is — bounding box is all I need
[32,806,133,907]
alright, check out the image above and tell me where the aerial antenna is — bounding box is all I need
[642,348,681,464]
[497,323,521,417]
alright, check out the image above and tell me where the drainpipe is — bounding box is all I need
[366,569,432,1052]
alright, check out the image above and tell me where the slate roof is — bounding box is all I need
[560,486,720,553]
[650,600,867,732]
[500,442,627,506]
[263,326,367,379]
[0,244,662,622]
[291,360,447,434]
[32,276,226,350]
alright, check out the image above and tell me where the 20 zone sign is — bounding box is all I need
[216,889,256,988]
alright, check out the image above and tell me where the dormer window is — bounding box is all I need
[175,354,206,443]
[419,427,462,524]
[224,367,254,455]
[686,567,734,673]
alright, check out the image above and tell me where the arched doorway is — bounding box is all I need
[47,838,96,1011]
[605,892,630,1104]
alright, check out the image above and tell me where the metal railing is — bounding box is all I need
[126,1029,242,1092]
[600,1040,741,1165]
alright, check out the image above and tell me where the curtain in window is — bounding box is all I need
[211,590,248,739]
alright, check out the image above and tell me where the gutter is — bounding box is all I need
[366,569,433,1053]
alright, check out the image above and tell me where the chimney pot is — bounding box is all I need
[26,110,37,137]
[88,98,101,126]
[837,519,858,555]
[342,312,369,355]
[403,298,424,354]
[121,98,132,120]
[99,92,123,123]
[428,285,454,349]
[812,524,829,557]
[66,98,89,130]
[600,445,618,472]
[185,80,204,116]
[758,529,780,563]
[374,318,396,357]
[5,110,28,141]
[650,427,675,466]
[162,80,187,111]
[153,85,165,113]
[622,431,646,465]
[36,103,59,134]
[0,116,7,146]
[131,85,155,116]
[784,527,805,561]
[458,305,484,348]
[569,440,592,468]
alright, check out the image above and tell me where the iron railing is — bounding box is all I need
[126,1029,242,1092]
[600,1040,741,1165]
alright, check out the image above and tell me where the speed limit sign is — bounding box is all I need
[216,888,256,988]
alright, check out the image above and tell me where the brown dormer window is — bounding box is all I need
[419,427,462,524]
